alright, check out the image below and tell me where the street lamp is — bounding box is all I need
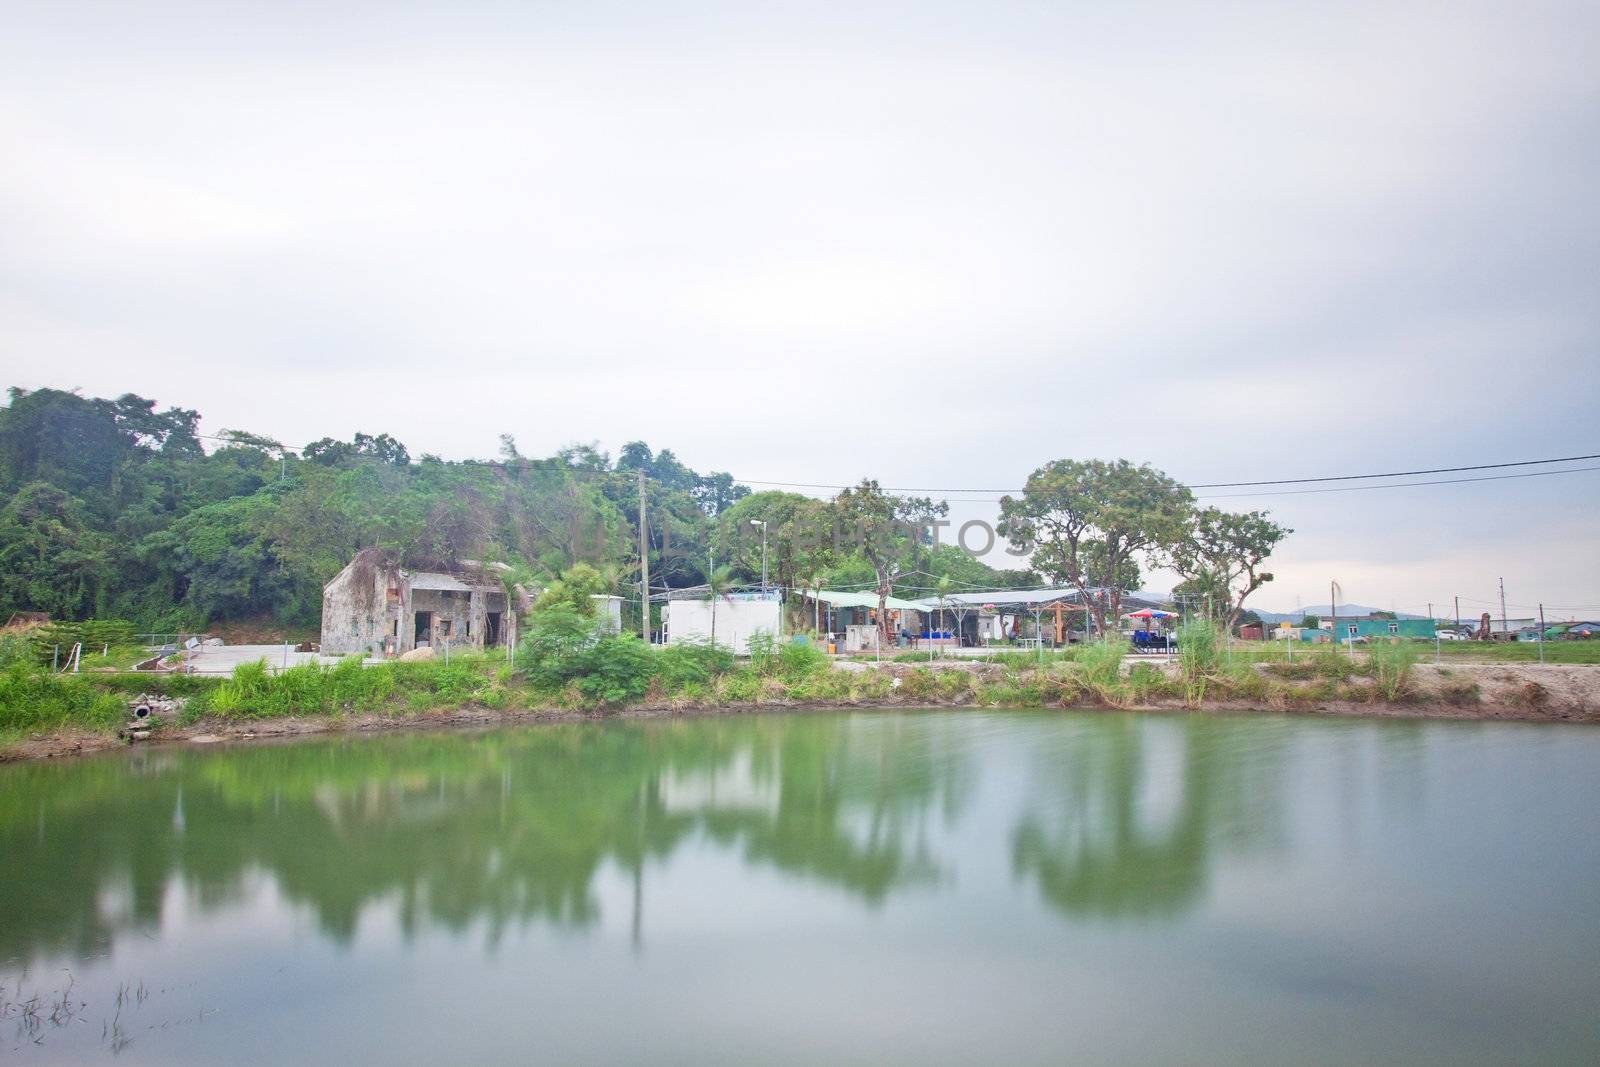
[749,519,768,592]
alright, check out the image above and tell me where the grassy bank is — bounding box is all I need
[9,622,1592,760]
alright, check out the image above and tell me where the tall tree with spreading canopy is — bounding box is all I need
[1169,507,1291,632]
[830,480,948,647]
[997,459,1192,635]
[716,491,836,601]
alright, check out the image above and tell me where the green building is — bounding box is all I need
[1329,618,1436,642]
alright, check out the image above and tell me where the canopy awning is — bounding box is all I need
[938,587,1170,613]
[800,589,928,613]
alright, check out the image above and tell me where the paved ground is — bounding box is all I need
[180,644,357,676]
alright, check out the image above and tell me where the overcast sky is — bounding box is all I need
[3,0,1597,617]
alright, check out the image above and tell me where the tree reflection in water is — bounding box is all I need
[1010,715,1290,919]
[0,711,1318,973]
[0,714,972,966]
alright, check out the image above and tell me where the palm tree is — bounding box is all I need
[706,566,735,649]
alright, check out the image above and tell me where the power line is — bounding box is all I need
[919,462,1600,502]
[1187,453,1600,488]
[1193,464,1600,499]
[731,453,1600,495]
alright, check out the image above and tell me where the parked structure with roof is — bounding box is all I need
[792,586,1173,649]
[927,587,1170,646]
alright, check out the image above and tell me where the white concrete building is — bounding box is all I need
[663,593,781,655]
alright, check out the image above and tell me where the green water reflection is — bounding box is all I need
[3,714,975,960]
[2,710,1597,1065]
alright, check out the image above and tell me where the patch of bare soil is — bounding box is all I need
[3,728,124,761]
[1411,662,1600,723]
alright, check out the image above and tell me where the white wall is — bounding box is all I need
[665,599,781,655]
[590,595,623,633]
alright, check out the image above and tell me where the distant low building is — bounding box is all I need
[1327,618,1435,642]
[1274,624,1329,643]
[321,551,524,656]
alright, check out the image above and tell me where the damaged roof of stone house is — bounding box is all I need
[407,571,499,593]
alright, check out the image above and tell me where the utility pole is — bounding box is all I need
[1454,595,1460,629]
[1538,603,1546,664]
[1329,580,1338,646]
[637,471,650,643]
[1499,577,1507,638]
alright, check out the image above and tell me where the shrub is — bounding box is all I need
[532,563,607,616]
[778,639,828,680]
[1216,660,1269,701]
[1366,639,1419,701]
[1311,646,1354,680]
[574,633,656,706]
[209,658,273,716]
[787,665,854,703]
[897,668,937,700]
[1177,621,1221,704]
[205,655,491,718]
[656,641,735,692]
[936,670,975,700]
[1124,663,1168,704]
[0,634,33,670]
[515,604,596,691]
[745,631,781,675]
[1077,639,1125,698]
[718,669,764,703]
[0,664,125,732]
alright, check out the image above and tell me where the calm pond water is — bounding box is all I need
[3,710,1598,1064]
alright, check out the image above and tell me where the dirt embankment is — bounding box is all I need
[5,662,1596,763]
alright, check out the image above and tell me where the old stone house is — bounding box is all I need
[320,551,523,656]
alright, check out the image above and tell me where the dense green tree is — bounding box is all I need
[831,480,949,646]
[303,432,411,468]
[716,491,835,596]
[0,482,115,619]
[0,388,1105,637]
[998,459,1192,634]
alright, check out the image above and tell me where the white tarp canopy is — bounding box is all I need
[935,588,1169,612]
[800,589,929,613]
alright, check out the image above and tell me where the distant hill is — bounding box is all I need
[1253,604,1427,623]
